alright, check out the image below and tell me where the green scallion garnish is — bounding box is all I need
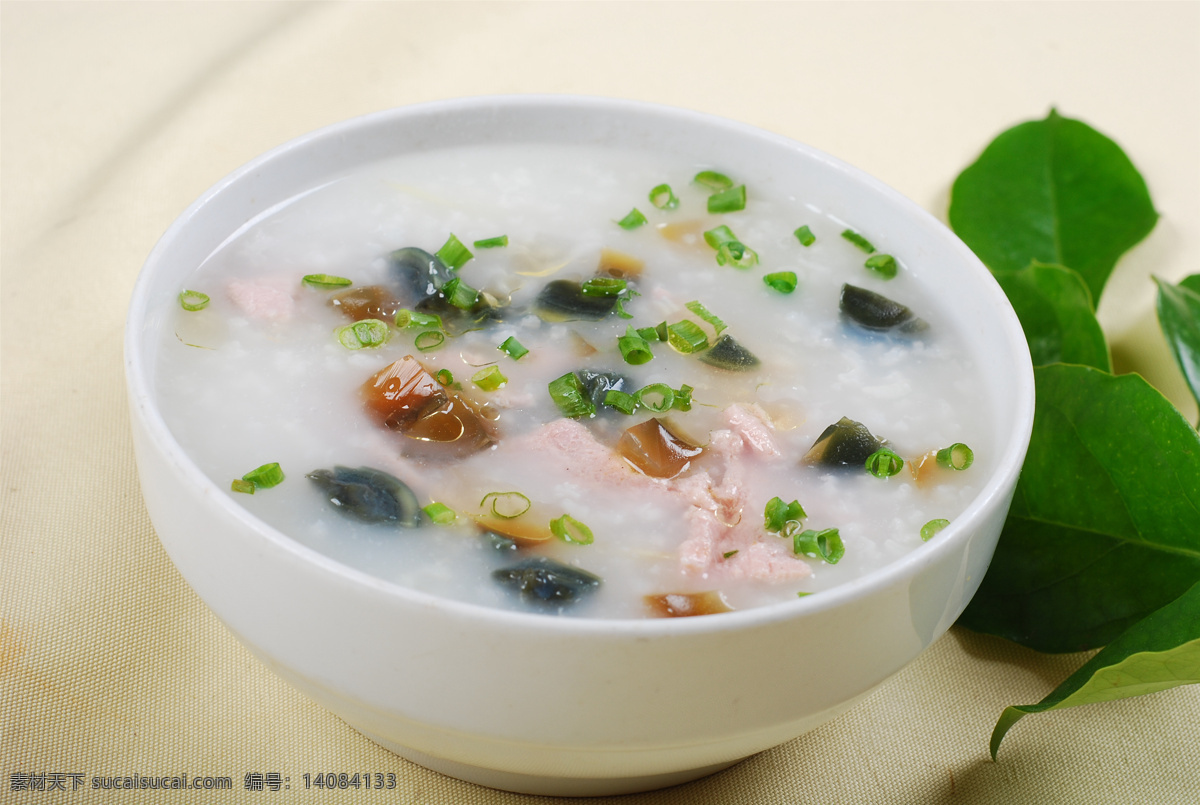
[694,170,734,192]
[613,288,639,319]
[636,325,661,342]
[301,274,353,289]
[231,478,255,495]
[242,462,285,489]
[179,290,210,311]
[441,276,479,310]
[471,365,508,391]
[936,443,974,471]
[764,497,807,532]
[581,276,628,297]
[685,301,727,335]
[865,449,904,478]
[921,519,950,541]
[498,336,529,360]
[480,491,532,519]
[617,208,648,230]
[723,550,739,559]
[603,389,639,415]
[336,318,390,350]
[763,271,798,294]
[635,383,675,413]
[667,320,709,354]
[707,184,747,214]
[435,368,454,386]
[672,383,694,412]
[548,372,595,418]
[414,330,445,351]
[423,502,457,525]
[796,591,813,598]
[394,309,442,330]
[649,183,679,210]
[793,527,844,564]
[436,233,474,270]
[794,225,816,246]
[865,254,898,279]
[716,241,759,269]
[841,229,876,253]
[473,235,508,249]
[550,513,594,545]
[703,224,738,250]
[618,326,654,365]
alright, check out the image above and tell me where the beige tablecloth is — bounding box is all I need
[3,2,1199,802]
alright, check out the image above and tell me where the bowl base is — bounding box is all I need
[359,729,743,797]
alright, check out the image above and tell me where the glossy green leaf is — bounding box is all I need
[993,261,1110,371]
[1154,275,1200,414]
[949,110,1157,302]
[990,580,1200,759]
[1179,274,1200,297]
[959,364,1200,652]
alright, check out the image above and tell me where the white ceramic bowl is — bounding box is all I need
[125,96,1034,796]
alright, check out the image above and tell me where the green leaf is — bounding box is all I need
[1180,274,1200,297]
[990,580,1200,759]
[958,365,1200,652]
[992,261,1110,371]
[949,110,1157,303]
[1154,275,1200,414]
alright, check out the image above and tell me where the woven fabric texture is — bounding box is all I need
[3,3,1198,803]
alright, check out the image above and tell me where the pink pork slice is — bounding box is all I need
[227,276,297,322]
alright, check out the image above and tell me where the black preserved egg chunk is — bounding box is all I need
[839,283,928,333]
[698,334,760,371]
[492,557,602,607]
[803,417,885,468]
[306,465,424,526]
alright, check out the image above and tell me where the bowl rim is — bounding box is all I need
[125,93,1035,637]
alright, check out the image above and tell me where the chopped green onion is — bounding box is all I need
[703,224,738,250]
[654,321,669,342]
[231,478,255,495]
[498,336,529,360]
[794,225,816,246]
[796,591,813,598]
[707,184,747,214]
[716,241,759,269]
[841,229,876,253]
[550,513,594,545]
[394,309,442,329]
[480,491,532,519]
[436,233,473,270]
[613,288,639,319]
[618,326,654,365]
[440,276,479,310]
[865,254,898,279]
[336,318,390,349]
[672,383,694,412]
[635,383,675,413]
[414,330,445,351]
[685,301,727,335]
[667,320,709,354]
[764,497,807,532]
[603,389,639,415]
[793,527,844,564]
[921,519,950,542]
[636,325,661,342]
[694,170,734,192]
[178,290,210,311]
[301,274,352,289]
[936,443,975,471]
[865,449,904,478]
[473,235,508,249]
[763,271,798,294]
[471,365,507,391]
[548,372,595,418]
[723,550,739,559]
[435,368,454,386]
[242,462,285,489]
[649,183,679,210]
[617,208,648,230]
[423,502,457,525]
[581,277,628,297]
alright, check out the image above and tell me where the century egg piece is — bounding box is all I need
[492,557,602,607]
[616,417,703,479]
[329,285,404,322]
[306,465,424,526]
[698,334,760,371]
[839,283,928,333]
[533,278,619,321]
[644,591,733,618]
[803,417,885,468]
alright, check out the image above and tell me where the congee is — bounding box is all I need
[157,143,992,618]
